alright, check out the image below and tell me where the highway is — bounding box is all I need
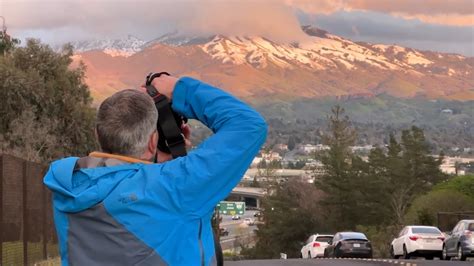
[220,210,258,250]
[226,258,474,265]
[220,211,474,264]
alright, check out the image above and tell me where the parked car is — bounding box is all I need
[243,218,255,225]
[254,211,262,218]
[324,232,372,258]
[231,215,241,220]
[219,227,229,237]
[442,219,474,261]
[391,226,444,260]
[301,234,334,259]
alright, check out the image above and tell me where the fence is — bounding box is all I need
[1,154,58,266]
[437,211,474,232]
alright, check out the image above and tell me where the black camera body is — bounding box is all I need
[145,72,187,158]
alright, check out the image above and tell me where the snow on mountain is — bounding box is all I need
[200,26,436,72]
[73,35,146,57]
[146,31,213,47]
[72,26,473,102]
[70,26,441,73]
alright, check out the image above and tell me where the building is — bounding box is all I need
[298,144,329,154]
[261,151,282,161]
[273,143,289,152]
[439,156,474,175]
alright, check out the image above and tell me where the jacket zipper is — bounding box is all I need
[199,219,205,266]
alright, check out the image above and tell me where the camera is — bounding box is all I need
[145,72,187,158]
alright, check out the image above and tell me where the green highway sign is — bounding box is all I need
[217,201,245,215]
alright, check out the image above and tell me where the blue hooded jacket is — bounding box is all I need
[43,77,267,266]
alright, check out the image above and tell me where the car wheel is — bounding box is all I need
[442,245,451,260]
[457,245,466,261]
[403,245,410,259]
[390,246,398,259]
[335,244,343,258]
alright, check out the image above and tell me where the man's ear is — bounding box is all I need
[148,131,158,154]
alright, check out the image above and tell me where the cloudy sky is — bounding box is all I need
[1,0,473,56]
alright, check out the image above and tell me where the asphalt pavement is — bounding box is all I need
[220,210,258,239]
[225,258,474,266]
[220,210,258,250]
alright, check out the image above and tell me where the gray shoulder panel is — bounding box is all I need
[68,204,167,266]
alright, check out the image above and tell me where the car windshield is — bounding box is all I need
[340,233,367,240]
[412,227,441,234]
[468,223,474,231]
[315,236,333,243]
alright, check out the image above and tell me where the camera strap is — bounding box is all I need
[145,72,187,159]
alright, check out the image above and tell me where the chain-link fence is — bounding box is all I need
[1,154,58,266]
[437,211,474,232]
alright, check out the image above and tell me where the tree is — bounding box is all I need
[247,178,324,259]
[250,176,261,188]
[287,136,297,151]
[0,39,96,162]
[0,29,20,55]
[257,160,279,179]
[386,127,446,224]
[315,105,360,230]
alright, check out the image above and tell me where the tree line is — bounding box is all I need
[243,106,473,258]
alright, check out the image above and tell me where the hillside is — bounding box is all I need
[71,26,474,103]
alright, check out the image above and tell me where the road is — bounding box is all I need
[220,210,258,250]
[226,258,474,266]
[220,210,258,238]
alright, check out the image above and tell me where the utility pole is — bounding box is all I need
[0,16,5,32]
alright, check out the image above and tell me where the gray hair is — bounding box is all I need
[96,89,158,157]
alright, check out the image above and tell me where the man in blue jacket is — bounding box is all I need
[43,75,267,266]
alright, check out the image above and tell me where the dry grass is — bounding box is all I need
[2,242,58,266]
[34,257,60,266]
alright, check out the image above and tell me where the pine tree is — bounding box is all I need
[315,105,360,230]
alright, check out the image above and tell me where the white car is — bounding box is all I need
[391,226,444,260]
[301,234,334,259]
[243,218,255,225]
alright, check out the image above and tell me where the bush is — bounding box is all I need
[434,175,474,199]
[355,225,399,258]
[405,189,474,226]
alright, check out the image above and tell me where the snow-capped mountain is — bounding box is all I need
[73,35,146,57]
[71,26,474,102]
[145,31,214,47]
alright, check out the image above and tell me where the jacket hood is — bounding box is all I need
[43,157,143,213]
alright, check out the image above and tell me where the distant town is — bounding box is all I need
[245,143,474,183]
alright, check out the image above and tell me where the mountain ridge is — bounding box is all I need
[70,26,474,103]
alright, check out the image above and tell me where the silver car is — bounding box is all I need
[442,219,474,261]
